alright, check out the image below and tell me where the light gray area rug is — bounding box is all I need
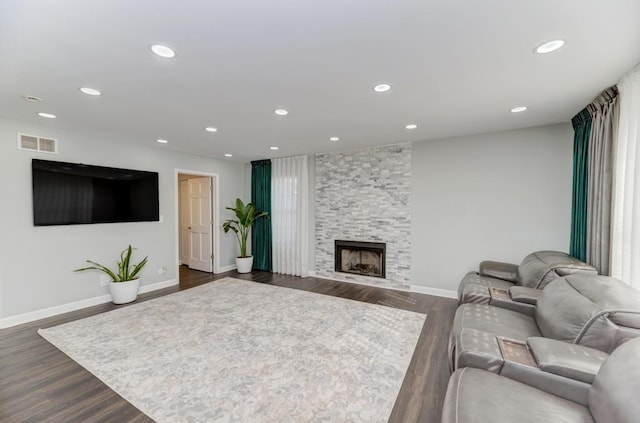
[39,278,426,422]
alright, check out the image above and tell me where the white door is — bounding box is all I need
[187,177,213,272]
[180,180,190,265]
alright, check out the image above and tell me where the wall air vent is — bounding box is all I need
[17,133,58,154]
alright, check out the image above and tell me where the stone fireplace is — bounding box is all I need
[335,240,386,278]
[315,143,411,288]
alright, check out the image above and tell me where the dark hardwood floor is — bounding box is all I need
[0,267,457,422]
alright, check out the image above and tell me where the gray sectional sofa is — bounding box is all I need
[444,252,640,422]
[442,335,640,423]
[448,273,640,405]
[458,250,597,314]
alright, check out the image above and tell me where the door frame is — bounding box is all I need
[174,168,220,274]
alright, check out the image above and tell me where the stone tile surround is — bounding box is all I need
[315,143,411,288]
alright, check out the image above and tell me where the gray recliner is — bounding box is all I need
[458,250,597,312]
[442,336,640,423]
[449,274,640,403]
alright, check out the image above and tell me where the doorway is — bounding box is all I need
[176,171,219,279]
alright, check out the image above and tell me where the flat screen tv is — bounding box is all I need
[32,159,159,226]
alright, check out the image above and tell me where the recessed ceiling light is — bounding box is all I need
[274,109,289,116]
[405,124,418,129]
[205,127,218,132]
[224,153,233,157]
[510,106,528,113]
[80,87,102,96]
[535,40,565,54]
[38,112,56,119]
[157,139,168,144]
[150,44,176,58]
[329,136,340,142]
[270,146,279,150]
[24,95,42,102]
[373,83,391,93]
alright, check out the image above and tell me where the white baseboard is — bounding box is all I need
[138,278,178,294]
[408,284,458,299]
[311,273,457,299]
[308,270,317,277]
[0,278,178,329]
[217,264,237,273]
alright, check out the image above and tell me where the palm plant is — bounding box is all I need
[74,245,148,282]
[222,198,269,258]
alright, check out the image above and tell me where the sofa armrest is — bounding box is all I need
[527,337,607,384]
[509,286,542,305]
[495,337,592,405]
[479,260,518,282]
[488,288,536,316]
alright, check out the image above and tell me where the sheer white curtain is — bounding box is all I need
[271,155,310,277]
[611,64,640,289]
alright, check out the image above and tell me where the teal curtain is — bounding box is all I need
[570,109,592,261]
[251,160,272,271]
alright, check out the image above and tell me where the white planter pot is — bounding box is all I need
[236,256,254,273]
[109,279,140,304]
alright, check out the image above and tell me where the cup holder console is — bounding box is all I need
[490,287,511,301]
[498,338,537,367]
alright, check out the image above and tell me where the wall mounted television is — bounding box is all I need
[32,159,159,226]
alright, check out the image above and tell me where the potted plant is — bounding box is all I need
[222,198,269,273]
[75,245,148,304]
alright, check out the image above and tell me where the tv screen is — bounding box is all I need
[32,159,159,226]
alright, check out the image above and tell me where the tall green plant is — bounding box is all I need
[223,198,269,257]
[74,245,148,282]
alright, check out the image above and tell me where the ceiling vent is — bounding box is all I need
[17,133,58,154]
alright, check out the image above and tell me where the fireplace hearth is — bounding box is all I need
[335,240,386,278]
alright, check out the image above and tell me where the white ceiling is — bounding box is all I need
[1,1,639,163]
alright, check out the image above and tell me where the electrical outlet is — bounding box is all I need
[158,266,167,275]
[99,275,110,287]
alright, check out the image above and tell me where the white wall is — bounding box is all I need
[0,117,246,319]
[411,123,573,291]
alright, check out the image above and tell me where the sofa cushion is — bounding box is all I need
[442,368,594,423]
[589,338,640,423]
[459,283,492,305]
[455,328,505,373]
[449,303,541,371]
[516,251,597,289]
[565,275,640,328]
[458,271,515,303]
[453,303,541,342]
[535,275,640,352]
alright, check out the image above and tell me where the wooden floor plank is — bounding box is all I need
[0,267,457,422]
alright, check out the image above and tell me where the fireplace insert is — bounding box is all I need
[334,240,386,278]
